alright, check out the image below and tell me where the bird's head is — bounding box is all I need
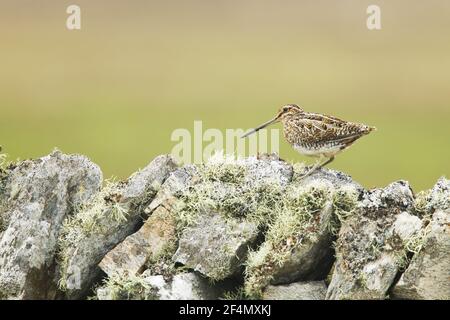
[275,104,304,121]
[241,104,304,138]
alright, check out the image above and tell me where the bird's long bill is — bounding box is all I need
[241,117,279,138]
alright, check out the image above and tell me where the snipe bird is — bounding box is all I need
[242,104,375,178]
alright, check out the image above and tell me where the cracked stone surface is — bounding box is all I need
[99,205,177,277]
[173,212,259,281]
[263,281,327,300]
[59,155,177,299]
[0,150,102,299]
[392,209,450,300]
[326,181,420,300]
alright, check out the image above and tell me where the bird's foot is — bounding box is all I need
[298,165,319,180]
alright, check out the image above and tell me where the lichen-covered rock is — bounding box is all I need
[97,272,220,300]
[0,159,11,240]
[326,181,421,300]
[299,165,364,191]
[0,152,10,236]
[0,150,102,299]
[173,212,259,281]
[144,153,294,284]
[419,177,449,214]
[96,272,157,300]
[177,153,294,226]
[143,272,221,300]
[268,200,335,284]
[144,165,199,214]
[99,205,177,277]
[263,281,327,300]
[57,155,177,299]
[392,209,450,300]
[244,167,362,297]
[1,150,448,301]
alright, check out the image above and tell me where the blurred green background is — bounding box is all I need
[0,1,449,191]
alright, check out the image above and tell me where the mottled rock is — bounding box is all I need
[237,155,293,187]
[58,155,177,299]
[263,281,327,300]
[327,181,419,300]
[97,272,220,300]
[143,272,221,300]
[173,212,259,281]
[270,200,336,284]
[144,165,199,214]
[392,209,450,300]
[0,150,102,299]
[392,212,423,240]
[299,166,364,191]
[203,153,294,190]
[425,177,449,213]
[244,167,363,297]
[1,150,448,301]
[99,205,177,277]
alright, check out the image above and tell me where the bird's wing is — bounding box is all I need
[314,132,365,145]
[292,117,369,145]
[288,118,332,143]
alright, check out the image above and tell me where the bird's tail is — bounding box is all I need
[365,125,377,134]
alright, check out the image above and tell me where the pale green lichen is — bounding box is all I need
[57,178,143,291]
[391,181,447,270]
[0,150,11,232]
[244,183,332,298]
[414,179,449,215]
[61,152,363,299]
[393,220,431,271]
[60,179,126,236]
[221,287,249,300]
[172,155,286,233]
[414,190,431,216]
[97,273,157,300]
[0,153,7,170]
[331,187,359,228]
[389,192,434,271]
[243,182,359,298]
[203,157,247,184]
[369,239,384,259]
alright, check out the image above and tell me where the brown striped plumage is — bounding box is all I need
[242,104,375,178]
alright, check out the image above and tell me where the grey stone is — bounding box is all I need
[426,177,449,213]
[143,272,221,300]
[2,150,448,301]
[298,166,364,191]
[237,154,293,187]
[173,212,259,281]
[263,281,327,300]
[97,272,220,300]
[144,165,199,214]
[0,150,102,299]
[99,205,177,277]
[326,181,419,300]
[270,200,336,284]
[243,166,364,297]
[272,168,363,284]
[392,209,450,300]
[59,155,177,299]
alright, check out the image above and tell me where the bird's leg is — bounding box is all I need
[299,156,334,179]
[299,157,322,179]
[318,156,334,169]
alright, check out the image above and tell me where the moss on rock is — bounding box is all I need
[97,272,158,300]
[244,179,360,298]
